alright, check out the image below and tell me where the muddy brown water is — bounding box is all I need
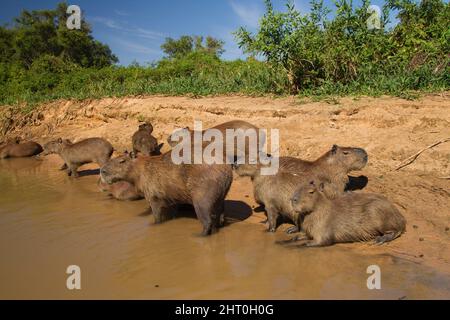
[0,156,449,299]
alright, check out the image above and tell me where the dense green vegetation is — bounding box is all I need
[0,0,448,108]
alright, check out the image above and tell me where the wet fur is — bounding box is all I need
[100,152,233,235]
[0,140,43,159]
[97,178,144,201]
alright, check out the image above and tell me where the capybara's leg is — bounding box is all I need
[68,164,80,178]
[375,230,401,244]
[276,233,309,244]
[216,201,226,228]
[266,207,279,233]
[150,199,171,224]
[193,199,214,236]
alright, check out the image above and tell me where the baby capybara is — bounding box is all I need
[234,145,368,233]
[289,181,407,246]
[97,178,144,201]
[100,152,233,236]
[132,123,161,156]
[43,137,113,177]
[0,138,43,159]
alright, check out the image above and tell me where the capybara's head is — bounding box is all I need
[42,138,65,155]
[167,127,191,147]
[325,145,368,172]
[291,181,324,215]
[233,162,259,178]
[139,122,153,134]
[100,153,135,184]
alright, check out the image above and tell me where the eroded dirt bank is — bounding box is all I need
[1,93,449,276]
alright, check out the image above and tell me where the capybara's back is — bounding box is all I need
[64,138,113,165]
[291,183,407,246]
[0,141,43,159]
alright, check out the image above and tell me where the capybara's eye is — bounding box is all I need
[343,151,349,155]
[308,189,315,194]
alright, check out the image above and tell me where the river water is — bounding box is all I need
[0,156,448,299]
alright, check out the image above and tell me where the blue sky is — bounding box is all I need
[1,0,391,65]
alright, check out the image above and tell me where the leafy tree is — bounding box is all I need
[161,35,225,58]
[1,2,117,69]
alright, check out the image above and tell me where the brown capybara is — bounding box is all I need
[242,170,337,233]
[132,123,162,156]
[235,145,368,195]
[289,181,406,246]
[167,120,265,163]
[0,138,43,159]
[42,137,113,177]
[234,145,368,233]
[97,178,144,201]
[100,152,233,236]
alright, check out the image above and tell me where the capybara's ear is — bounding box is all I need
[331,144,338,154]
[57,138,63,143]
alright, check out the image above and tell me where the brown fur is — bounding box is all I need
[100,152,233,235]
[290,182,407,246]
[132,123,161,156]
[234,145,368,232]
[235,145,368,194]
[0,139,43,159]
[167,120,264,163]
[97,178,144,201]
[42,137,113,177]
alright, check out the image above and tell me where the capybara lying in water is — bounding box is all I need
[234,145,368,233]
[167,120,264,163]
[100,152,233,236]
[0,138,43,159]
[97,178,144,201]
[132,123,162,156]
[289,181,407,246]
[43,137,113,177]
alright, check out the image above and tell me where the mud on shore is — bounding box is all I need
[1,93,449,276]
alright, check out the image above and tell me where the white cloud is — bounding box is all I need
[90,16,165,40]
[229,1,262,28]
[113,38,160,55]
[114,9,130,17]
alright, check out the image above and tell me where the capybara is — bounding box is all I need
[100,152,233,236]
[132,123,162,156]
[243,170,338,233]
[97,178,144,201]
[235,145,368,195]
[0,139,43,159]
[42,137,113,177]
[234,145,368,233]
[167,120,265,163]
[289,181,407,246]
